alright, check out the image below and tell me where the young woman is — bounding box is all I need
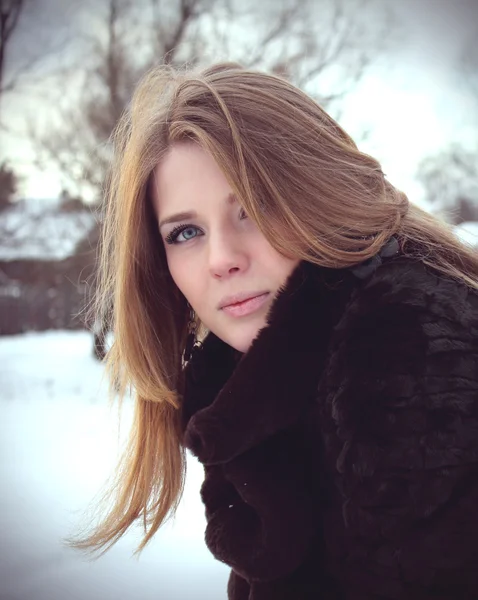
[76,62,478,599]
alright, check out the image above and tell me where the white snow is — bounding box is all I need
[0,330,229,600]
[0,198,97,261]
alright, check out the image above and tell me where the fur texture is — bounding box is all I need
[181,252,478,599]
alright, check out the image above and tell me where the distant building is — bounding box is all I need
[0,198,99,335]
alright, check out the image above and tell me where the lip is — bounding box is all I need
[218,291,270,310]
[220,292,270,318]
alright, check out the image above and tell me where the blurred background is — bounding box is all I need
[1,0,477,598]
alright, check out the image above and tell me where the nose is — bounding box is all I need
[208,229,250,279]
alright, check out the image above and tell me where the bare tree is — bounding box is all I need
[25,0,397,358]
[0,0,66,100]
[29,0,209,201]
[417,27,478,224]
[29,0,396,202]
[418,145,478,225]
[0,160,19,208]
[0,0,24,96]
[212,0,394,111]
[0,0,75,146]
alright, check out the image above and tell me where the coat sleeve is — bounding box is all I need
[325,295,478,599]
[199,428,322,583]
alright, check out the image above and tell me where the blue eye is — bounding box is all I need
[165,224,202,245]
[164,209,248,245]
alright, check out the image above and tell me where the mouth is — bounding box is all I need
[220,292,270,317]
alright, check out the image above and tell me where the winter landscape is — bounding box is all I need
[1,1,477,599]
[0,330,229,600]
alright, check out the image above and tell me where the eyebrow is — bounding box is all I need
[158,193,237,229]
[158,211,198,229]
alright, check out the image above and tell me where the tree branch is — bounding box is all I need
[27,0,397,200]
[0,0,25,95]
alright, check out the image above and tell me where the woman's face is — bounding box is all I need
[152,142,299,353]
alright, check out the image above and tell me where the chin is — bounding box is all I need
[223,321,268,354]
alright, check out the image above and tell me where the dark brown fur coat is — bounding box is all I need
[181,247,478,599]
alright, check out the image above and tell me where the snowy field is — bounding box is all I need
[0,331,229,600]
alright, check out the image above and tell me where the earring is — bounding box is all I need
[184,305,199,363]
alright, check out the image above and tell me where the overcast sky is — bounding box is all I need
[339,0,477,203]
[2,0,477,204]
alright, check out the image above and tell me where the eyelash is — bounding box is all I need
[164,208,249,245]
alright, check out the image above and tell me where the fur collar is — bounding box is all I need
[181,260,358,465]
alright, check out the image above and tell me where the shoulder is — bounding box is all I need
[320,258,478,592]
[343,255,478,329]
[331,257,478,368]
[322,254,478,475]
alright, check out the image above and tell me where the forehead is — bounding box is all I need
[152,142,232,216]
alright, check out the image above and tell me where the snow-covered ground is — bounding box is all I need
[0,331,229,600]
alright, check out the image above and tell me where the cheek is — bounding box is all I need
[165,252,203,307]
[261,243,299,276]
[165,254,188,296]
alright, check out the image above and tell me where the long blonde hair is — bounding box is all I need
[70,61,478,556]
